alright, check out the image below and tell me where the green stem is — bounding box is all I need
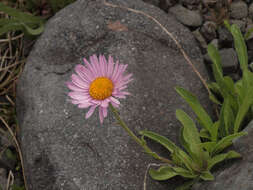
[109,104,172,164]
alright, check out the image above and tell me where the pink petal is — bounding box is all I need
[75,65,90,82]
[115,78,133,89]
[71,74,89,89]
[113,94,126,99]
[71,99,80,104]
[110,97,120,105]
[78,64,95,82]
[103,107,108,118]
[111,62,119,80]
[85,105,97,119]
[68,92,90,100]
[91,55,100,76]
[99,106,104,123]
[107,55,114,77]
[78,103,91,108]
[101,99,109,108]
[102,55,108,77]
[111,101,119,108]
[66,82,86,92]
[113,64,128,82]
[83,58,97,78]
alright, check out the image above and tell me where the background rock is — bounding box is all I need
[230,1,248,19]
[204,48,238,73]
[16,0,210,189]
[169,4,203,27]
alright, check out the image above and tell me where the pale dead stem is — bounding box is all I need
[0,117,28,190]
[103,0,211,96]
[143,163,168,190]
[6,170,14,190]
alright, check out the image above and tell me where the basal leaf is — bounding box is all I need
[175,87,214,140]
[140,130,177,153]
[207,44,223,76]
[176,109,201,145]
[230,24,248,72]
[172,167,197,178]
[200,142,216,153]
[200,171,214,181]
[199,129,211,139]
[212,132,247,155]
[140,130,194,172]
[234,84,253,133]
[176,110,204,166]
[207,150,241,170]
[244,27,253,40]
[223,98,235,135]
[149,166,178,181]
[175,179,198,190]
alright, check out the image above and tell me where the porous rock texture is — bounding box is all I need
[16,0,210,189]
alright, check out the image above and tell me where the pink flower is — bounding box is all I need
[67,54,133,123]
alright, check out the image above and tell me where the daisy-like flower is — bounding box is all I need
[67,54,133,123]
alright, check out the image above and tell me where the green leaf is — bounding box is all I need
[0,3,44,36]
[235,80,243,105]
[234,77,253,133]
[212,132,247,155]
[176,109,204,166]
[5,149,16,161]
[140,130,194,171]
[207,44,223,76]
[149,166,178,181]
[224,20,231,32]
[22,22,44,36]
[172,166,198,178]
[200,142,216,153]
[139,130,177,153]
[223,98,235,135]
[176,110,201,145]
[199,129,211,139]
[244,27,253,40]
[200,171,214,181]
[0,3,44,23]
[175,179,199,190]
[230,24,248,72]
[209,92,222,105]
[11,184,25,190]
[179,126,191,156]
[175,87,214,140]
[207,150,241,170]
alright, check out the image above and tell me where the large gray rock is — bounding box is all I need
[193,120,253,190]
[16,0,210,189]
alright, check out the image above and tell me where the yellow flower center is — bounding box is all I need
[89,77,114,100]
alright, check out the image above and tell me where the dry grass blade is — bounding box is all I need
[0,116,28,190]
[103,0,211,96]
[6,170,14,190]
[0,31,25,95]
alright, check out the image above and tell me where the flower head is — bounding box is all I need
[67,54,133,123]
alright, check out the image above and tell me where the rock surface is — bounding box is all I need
[230,1,248,19]
[193,120,253,190]
[169,4,203,27]
[204,48,238,72]
[16,0,210,189]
